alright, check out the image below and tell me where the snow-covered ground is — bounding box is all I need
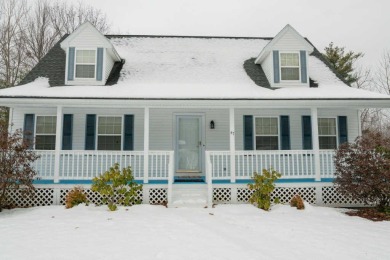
[0,204,389,260]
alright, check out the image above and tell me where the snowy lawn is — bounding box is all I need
[1,204,389,260]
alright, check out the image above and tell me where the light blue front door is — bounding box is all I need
[176,116,203,173]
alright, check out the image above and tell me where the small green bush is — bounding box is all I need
[91,163,142,211]
[65,186,88,209]
[248,168,281,211]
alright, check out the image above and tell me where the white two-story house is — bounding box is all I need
[1,22,389,207]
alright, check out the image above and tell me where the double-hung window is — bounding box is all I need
[97,116,122,150]
[280,53,300,81]
[75,50,96,79]
[255,117,279,150]
[318,118,337,149]
[35,116,56,150]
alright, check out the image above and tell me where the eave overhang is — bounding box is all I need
[1,97,390,109]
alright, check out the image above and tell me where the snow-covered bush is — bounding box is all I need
[248,168,281,211]
[0,128,39,211]
[65,186,88,209]
[334,131,390,212]
[91,163,142,211]
[290,194,305,210]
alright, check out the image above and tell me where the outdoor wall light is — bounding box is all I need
[210,120,215,129]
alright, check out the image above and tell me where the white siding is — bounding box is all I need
[105,52,115,82]
[273,29,307,50]
[262,52,273,87]
[235,108,359,150]
[11,107,360,152]
[67,25,107,48]
[12,107,144,151]
[149,108,229,151]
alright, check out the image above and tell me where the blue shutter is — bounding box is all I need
[273,50,280,83]
[23,114,35,149]
[300,50,307,83]
[96,48,103,81]
[302,116,312,150]
[338,116,348,145]
[68,47,75,81]
[123,115,134,151]
[62,114,73,150]
[244,115,254,150]
[280,116,290,150]
[85,114,96,150]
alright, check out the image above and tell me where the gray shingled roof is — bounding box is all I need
[18,34,347,89]
[19,35,68,87]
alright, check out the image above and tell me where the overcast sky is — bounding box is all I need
[72,0,389,69]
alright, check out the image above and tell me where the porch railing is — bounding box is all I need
[34,150,173,181]
[33,150,336,182]
[206,150,336,180]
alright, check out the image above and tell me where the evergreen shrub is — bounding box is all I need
[248,168,281,211]
[91,163,142,211]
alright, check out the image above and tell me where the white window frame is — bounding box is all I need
[254,116,280,150]
[34,115,57,150]
[318,117,338,150]
[279,51,301,82]
[96,115,123,151]
[74,48,97,79]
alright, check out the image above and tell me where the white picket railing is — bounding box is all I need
[34,151,56,179]
[206,150,336,181]
[319,150,336,178]
[59,150,145,180]
[33,149,335,182]
[33,150,174,181]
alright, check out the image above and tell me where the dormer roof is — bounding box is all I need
[254,24,314,64]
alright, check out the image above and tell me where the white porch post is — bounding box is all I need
[54,106,63,183]
[358,109,362,136]
[311,107,321,181]
[229,108,236,183]
[8,107,13,133]
[143,107,149,184]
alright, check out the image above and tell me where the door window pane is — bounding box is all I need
[178,117,200,171]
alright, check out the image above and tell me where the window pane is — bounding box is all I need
[35,135,56,150]
[36,116,56,134]
[255,118,278,135]
[281,53,299,66]
[75,65,95,78]
[76,50,96,63]
[281,68,299,80]
[318,118,336,135]
[256,136,278,150]
[97,136,121,150]
[98,116,122,135]
[319,136,337,149]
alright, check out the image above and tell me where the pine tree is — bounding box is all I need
[324,42,363,85]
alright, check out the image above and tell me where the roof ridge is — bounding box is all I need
[105,34,273,40]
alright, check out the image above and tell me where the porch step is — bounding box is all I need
[169,184,208,208]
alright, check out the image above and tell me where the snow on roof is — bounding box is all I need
[0,36,389,100]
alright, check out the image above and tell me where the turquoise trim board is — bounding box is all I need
[33,179,169,185]
[33,178,334,185]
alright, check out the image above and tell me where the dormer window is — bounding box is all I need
[75,50,96,79]
[280,52,300,81]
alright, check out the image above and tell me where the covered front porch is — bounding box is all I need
[5,98,386,207]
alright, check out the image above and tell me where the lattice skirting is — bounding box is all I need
[6,188,54,207]
[6,184,366,208]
